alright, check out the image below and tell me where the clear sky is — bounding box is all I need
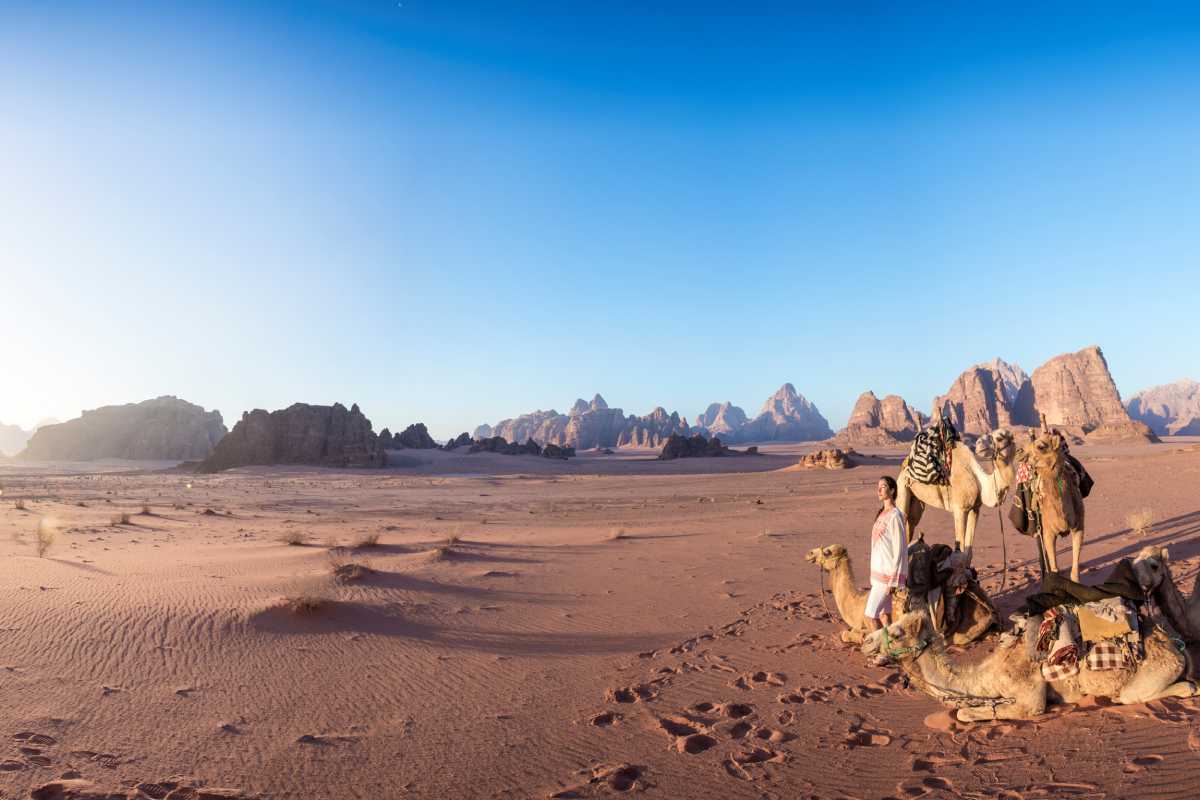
[2,1,1198,437]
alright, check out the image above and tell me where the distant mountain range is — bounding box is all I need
[1126,379,1200,435]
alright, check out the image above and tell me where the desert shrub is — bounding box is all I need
[110,513,131,526]
[284,594,328,614]
[329,550,371,583]
[608,527,628,541]
[36,518,56,557]
[1128,509,1154,538]
[279,530,308,546]
[353,532,380,549]
[14,499,26,511]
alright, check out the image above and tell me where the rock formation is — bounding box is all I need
[658,433,736,460]
[1126,379,1200,435]
[19,397,226,462]
[834,391,925,447]
[1028,346,1136,433]
[395,423,438,449]
[794,448,857,470]
[692,402,748,438]
[1084,421,1160,444]
[468,436,574,458]
[443,432,473,451]
[933,359,1036,436]
[0,422,33,457]
[736,384,833,442]
[617,407,690,448]
[196,402,385,472]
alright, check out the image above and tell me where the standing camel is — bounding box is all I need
[896,429,1017,556]
[862,611,1196,721]
[1022,429,1086,582]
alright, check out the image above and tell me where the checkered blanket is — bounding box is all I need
[1085,640,1129,671]
[1041,658,1080,681]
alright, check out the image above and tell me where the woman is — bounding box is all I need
[865,475,908,631]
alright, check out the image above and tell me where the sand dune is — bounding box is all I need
[3,441,1200,798]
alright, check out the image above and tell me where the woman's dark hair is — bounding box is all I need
[877,475,898,517]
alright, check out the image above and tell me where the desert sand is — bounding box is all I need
[3,440,1200,799]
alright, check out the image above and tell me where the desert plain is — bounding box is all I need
[3,440,1200,799]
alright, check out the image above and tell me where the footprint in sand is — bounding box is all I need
[722,746,785,781]
[1124,754,1165,772]
[731,671,787,691]
[589,712,621,728]
[605,684,657,704]
[551,763,645,796]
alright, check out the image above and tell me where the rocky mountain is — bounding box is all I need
[692,402,748,438]
[1028,346,1131,431]
[933,359,1036,436]
[834,391,925,447]
[0,422,33,457]
[197,402,385,472]
[617,407,690,448]
[1126,379,1200,435]
[474,394,683,450]
[19,397,226,462]
[735,383,833,442]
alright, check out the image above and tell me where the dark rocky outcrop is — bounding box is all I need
[196,402,385,472]
[658,433,736,460]
[1126,379,1200,436]
[617,407,690,448]
[378,428,394,448]
[19,396,226,462]
[443,432,473,451]
[468,436,574,458]
[395,423,438,449]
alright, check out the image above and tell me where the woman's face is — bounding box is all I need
[877,480,890,501]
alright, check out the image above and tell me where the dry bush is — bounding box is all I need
[14,499,26,511]
[329,550,372,583]
[353,531,380,549]
[284,594,328,614]
[1128,509,1154,538]
[110,513,131,526]
[36,518,57,557]
[279,530,308,546]
[608,527,628,541]
[429,544,455,561]
[140,503,154,516]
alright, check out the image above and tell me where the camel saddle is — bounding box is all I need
[905,417,959,486]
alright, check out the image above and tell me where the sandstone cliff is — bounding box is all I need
[1126,379,1200,435]
[196,402,385,472]
[733,384,833,443]
[933,359,1036,436]
[834,391,925,447]
[0,422,33,457]
[19,397,226,462]
[1028,346,1131,431]
[692,402,748,438]
[617,407,690,448]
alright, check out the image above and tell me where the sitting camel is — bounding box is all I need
[861,611,1195,721]
[805,544,995,646]
[896,429,1017,556]
[1020,429,1086,582]
[1132,545,1200,644]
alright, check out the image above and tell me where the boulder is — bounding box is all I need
[19,396,226,462]
[794,448,857,470]
[1028,346,1130,431]
[395,423,437,449]
[196,402,385,472]
[1126,379,1200,435]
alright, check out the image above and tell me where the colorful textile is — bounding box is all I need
[1085,641,1129,671]
[1041,659,1080,681]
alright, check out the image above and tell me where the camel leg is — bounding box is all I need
[1042,530,1059,578]
[956,685,1045,721]
[963,507,979,558]
[1069,529,1082,583]
[952,507,968,553]
[1117,679,1197,705]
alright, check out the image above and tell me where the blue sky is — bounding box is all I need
[2,2,1198,437]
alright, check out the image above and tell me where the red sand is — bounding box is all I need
[3,440,1200,798]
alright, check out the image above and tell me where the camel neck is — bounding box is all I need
[828,559,860,624]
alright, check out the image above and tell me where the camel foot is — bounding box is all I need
[840,629,865,645]
[1117,681,1198,704]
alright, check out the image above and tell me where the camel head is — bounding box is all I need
[1023,430,1066,474]
[1131,545,1171,596]
[974,428,1016,463]
[805,544,848,571]
[860,611,931,660]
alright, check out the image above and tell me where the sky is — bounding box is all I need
[2,1,1198,438]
